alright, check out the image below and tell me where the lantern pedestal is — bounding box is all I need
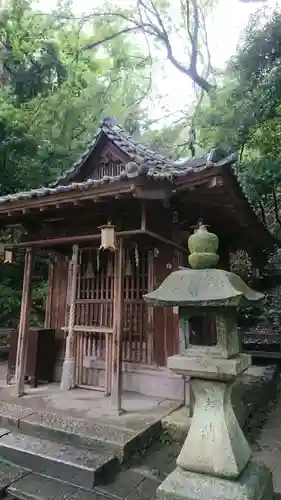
[175,378,251,478]
[157,462,273,500]
[155,351,274,500]
[169,352,252,477]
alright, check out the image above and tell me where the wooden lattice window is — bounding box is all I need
[90,150,124,180]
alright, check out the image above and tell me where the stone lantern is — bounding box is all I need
[143,226,273,500]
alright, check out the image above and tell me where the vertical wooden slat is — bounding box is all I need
[105,332,110,396]
[111,238,125,413]
[15,247,33,396]
[44,255,54,329]
[65,259,73,325]
[101,262,104,328]
[53,255,61,335]
[147,250,154,364]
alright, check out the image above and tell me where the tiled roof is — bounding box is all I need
[0,117,237,207]
[59,116,237,182]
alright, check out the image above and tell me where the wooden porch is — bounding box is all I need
[0,360,180,425]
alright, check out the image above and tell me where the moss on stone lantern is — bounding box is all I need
[188,220,219,269]
[143,224,274,500]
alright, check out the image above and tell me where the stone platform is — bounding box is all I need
[0,363,278,499]
[0,365,180,499]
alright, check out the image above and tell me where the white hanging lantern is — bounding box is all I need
[4,249,14,264]
[0,242,16,264]
[99,221,117,252]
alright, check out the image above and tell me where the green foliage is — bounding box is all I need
[192,5,281,247]
[0,0,150,193]
[0,0,150,326]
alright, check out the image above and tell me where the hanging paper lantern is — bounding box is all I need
[99,221,117,252]
[0,243,14,263]
[4,249,15,264]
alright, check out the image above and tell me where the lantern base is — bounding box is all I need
[60,357,75,390]
[156,462,273,500]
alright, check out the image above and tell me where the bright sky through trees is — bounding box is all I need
[36,0,280,120]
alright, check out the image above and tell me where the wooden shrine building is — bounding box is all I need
[0,116,278,408]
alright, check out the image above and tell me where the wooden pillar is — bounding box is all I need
[15,247,33,396]
[111,237,125,414]
[60,244,79,390]
[44,254,55,329]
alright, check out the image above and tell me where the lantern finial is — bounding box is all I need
[188,221,219,269]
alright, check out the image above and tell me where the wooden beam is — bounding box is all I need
[15,247,33,396]
[7,229,145,249]
[175,167,222,192]
[134,187,170,200]
[144,230,189,255]
[111,237,125,414]
[7,228,189,259]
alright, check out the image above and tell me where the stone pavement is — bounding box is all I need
[252,392,281,495]
[93,437,182,500]
[109,372,281,500]
[2,435,281,500]
[0,436,181,499]
[94,412,281,500]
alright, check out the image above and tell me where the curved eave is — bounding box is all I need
[173,162,280,256]
[221,164,281,252]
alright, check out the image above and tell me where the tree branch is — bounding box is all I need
[81,26,140,51]
[80,3,213,93]
[189,0,199,71]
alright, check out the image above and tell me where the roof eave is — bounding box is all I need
[0,179,137,221]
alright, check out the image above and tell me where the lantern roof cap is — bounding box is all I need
[143,268,264,308]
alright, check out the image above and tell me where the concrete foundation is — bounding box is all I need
[54,359,188,401]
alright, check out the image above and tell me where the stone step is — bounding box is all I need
[6,472,114,499]
[0,458,30,497]
[17,410,160,462]
[0,430,117,489]
[0,403,163,464]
